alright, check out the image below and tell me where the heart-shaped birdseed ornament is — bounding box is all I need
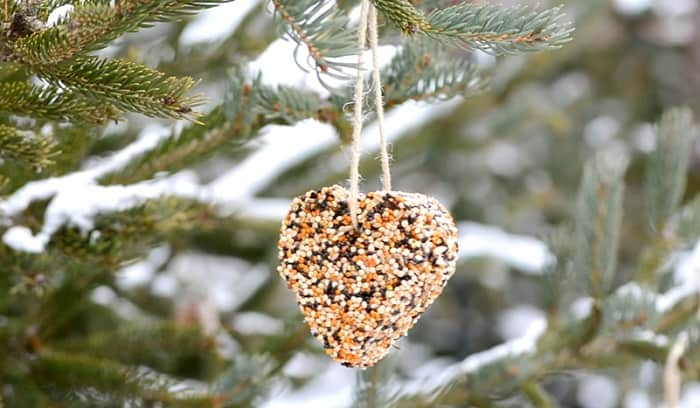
[277,185,458,368]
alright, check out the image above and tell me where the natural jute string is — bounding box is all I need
[349,0,391,228]
[664,333,688,408]
[368,4,391,192]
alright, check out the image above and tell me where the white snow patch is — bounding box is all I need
[584,115,621,148]
[578,375,619,408]
[262,362,354,408]
[638,361,657,387]
[46,5,73,27]
[0,124,167,219]
[613,0,653,15]
[90,285,151,322]
[117,245,171,289]
[473,50,496,69]
[550,72,592,106]
[458,222,553,274]
[232,311,283,335]
[161,251,270,312]
[43,171,202,233]
[326,98,463,169]
[0,28,461,254]
[0,125,173,253]
[631,329,669,347]
[282,353,328,379]
[151,273,179,297]
[632,124,657,153]
[653,0,697,17]
[616,281,649,298]
[237,198,291,221]
[3,171,204,253]
[680,383,700,408]
[656,284,698,313]
[570,297,594,319]
[175,295,221,336]
[210,120,337,209]
[2,226,47,253]
[485,142,526,177]
[497,305,546,340]
[249,37,398,98]
[657,239,700,312]
[91,285,117,305]
[211,98,463,211]
[179,0,259,47]
[674,240,700,293]
[455,317,546,373]
[624,389,651,408]
[396,318,547,399]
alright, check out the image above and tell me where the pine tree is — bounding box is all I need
[1,0,698,407]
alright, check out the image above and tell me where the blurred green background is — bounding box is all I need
[33,0,700,406]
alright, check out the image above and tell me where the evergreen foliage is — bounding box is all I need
[0,0,698,407]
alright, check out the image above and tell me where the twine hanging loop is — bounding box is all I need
[349,0,391,228]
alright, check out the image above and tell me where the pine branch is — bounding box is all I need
[257,83,323,123]
[31,351,222,405]
[572,152,627,298]
[54,323,223,379]
[10,0,234,66]
[99,70,260,185]
[32,269,128,342]
[645,107,694,234]
[372,1,572,55]
[0,372,51,407]
[250,320,311,374]
[669,195,700,245]
[50,124,101,175]
[99,108,232,185]
[255,81,347,138]
[522,381,554,408]
[540,227,575,311]
[98,47,484,186]
[425,4,573,55]
[325,40,485,133]
[639,192,700,284]
[50,197,217,265]
[0,61,20,79]
[223,68,261,135]
[0,173,9,190]
[374,40,485,109]
[32,351,172,400]
[634,108,697,283]
[0,81,121,123]
[354,362,391,408]
[393,286,699,407]
[212,354,276,406]
[38,57,204,120]
[602,283,661,334]
[655,294,700,333]
[0,124,57,168]
[272,0,358,79]
[100,70,334,185]
[372,0,430,34]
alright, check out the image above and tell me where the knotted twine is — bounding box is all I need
[664,333,688,408]
[349,0,391,229]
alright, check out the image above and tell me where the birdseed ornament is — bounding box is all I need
[277,186,458,368]
[276,0,459,368]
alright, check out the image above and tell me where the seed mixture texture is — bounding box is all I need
[277,185,459,368]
